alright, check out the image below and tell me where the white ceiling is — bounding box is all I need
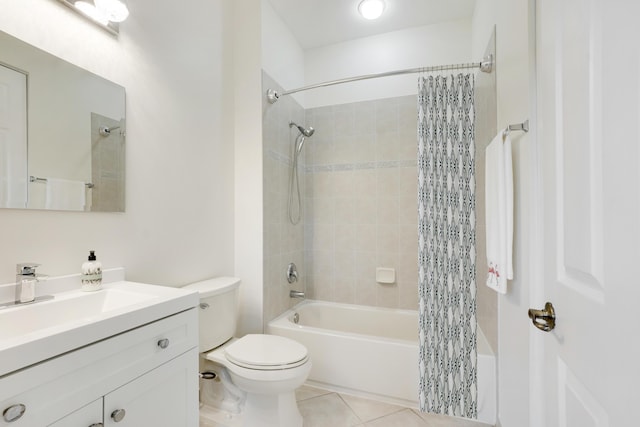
[267,0,477,49]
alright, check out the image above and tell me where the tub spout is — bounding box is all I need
[290,290,305,299]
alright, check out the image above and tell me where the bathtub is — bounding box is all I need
[267,299,496,425]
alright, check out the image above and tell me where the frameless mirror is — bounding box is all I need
[0,30,125,212]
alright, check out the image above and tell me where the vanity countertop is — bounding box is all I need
[0,277,198,378]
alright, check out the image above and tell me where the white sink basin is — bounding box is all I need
[0,280,198,377]
[0,288,158,340]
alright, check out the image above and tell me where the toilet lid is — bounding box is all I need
[224,334,308,370]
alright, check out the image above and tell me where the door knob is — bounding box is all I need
[528,302,556,332]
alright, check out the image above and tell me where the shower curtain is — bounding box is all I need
[417,73,477,419]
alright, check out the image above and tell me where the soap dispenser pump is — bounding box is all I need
[81,250,102,291]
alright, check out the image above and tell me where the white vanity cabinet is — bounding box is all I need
[102,350,196,426]
[0,308,199,427]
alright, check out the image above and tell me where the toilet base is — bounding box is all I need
[199,358,244,414]
[203,337,311,427]
[242,390,302,427]
[200,358,304,427]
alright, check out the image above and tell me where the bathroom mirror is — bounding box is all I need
[0,30,125,212]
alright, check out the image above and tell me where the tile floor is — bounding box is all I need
[200,385,493,427]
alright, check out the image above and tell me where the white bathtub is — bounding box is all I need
[267,300,496,425]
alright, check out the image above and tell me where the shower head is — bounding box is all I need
[290,122,315,137]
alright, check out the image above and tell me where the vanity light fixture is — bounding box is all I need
[74,1,110,25]
[94,0,129,23]
[57,0,128,35]
[358,0,386,20]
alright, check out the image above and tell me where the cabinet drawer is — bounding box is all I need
[0,308,197,426]
[48,398,102,427]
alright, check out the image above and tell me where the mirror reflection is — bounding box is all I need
[0,30,126,212]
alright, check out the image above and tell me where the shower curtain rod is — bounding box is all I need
[266,54,493,104]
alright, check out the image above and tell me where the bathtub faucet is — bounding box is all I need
[289,290,305,299]
[286,263,298,284]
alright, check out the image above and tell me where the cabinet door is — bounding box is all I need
[103,349,198,427]
[48,398,103,427]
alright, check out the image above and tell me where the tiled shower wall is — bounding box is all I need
[262,72,307,325]
[304,96,419,309]
[90,113,125,212]
[474,31,498,353]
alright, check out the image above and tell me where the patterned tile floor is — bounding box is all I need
[200,385,493,427]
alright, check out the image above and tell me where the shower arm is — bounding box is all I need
[267,55,494,104]
[99,125,121,136]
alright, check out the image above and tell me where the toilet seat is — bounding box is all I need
[224,334,308,370]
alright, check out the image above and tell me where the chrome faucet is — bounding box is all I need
[289,290,305,299]
[11,263,51,306]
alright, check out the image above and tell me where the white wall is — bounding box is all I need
[471,0,534,426]
[261,0,306,106]
[304,19,472,108]
[233,0,265,335]
[0,0,234,287]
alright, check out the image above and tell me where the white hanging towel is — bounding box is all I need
[484,131,513,293]
[45,178,86,211]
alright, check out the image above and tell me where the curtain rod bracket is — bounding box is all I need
[480,54,494,73]
[266,89,280,104]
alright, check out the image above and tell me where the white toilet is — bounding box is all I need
[184,277,311,427]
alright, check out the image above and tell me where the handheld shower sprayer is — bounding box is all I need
[289,122,315,154]
[288,121,315,225]
[290,122,315,138]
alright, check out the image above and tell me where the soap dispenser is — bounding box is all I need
[81,250,102,291]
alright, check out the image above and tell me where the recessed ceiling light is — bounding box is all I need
[358,0,386,20]
[358,0,384,19]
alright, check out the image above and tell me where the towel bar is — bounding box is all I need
[29,175,94,189]
[503,120,529,138]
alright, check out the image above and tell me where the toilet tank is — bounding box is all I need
[183,277,240,352]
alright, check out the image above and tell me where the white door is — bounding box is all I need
[535,0,640,425]
[0,63,27,208]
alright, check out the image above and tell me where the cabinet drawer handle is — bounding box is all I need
[111,408,126,422]
[157,338,170,349]
[3,404,26,422]
[89,423,104,427]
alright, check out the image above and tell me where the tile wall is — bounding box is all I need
[90,112,125,212]
[304,95,419,309]
[474,32,498,353]
[262,72,307,325]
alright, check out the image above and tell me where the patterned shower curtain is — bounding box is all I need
[417,73,477,419]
